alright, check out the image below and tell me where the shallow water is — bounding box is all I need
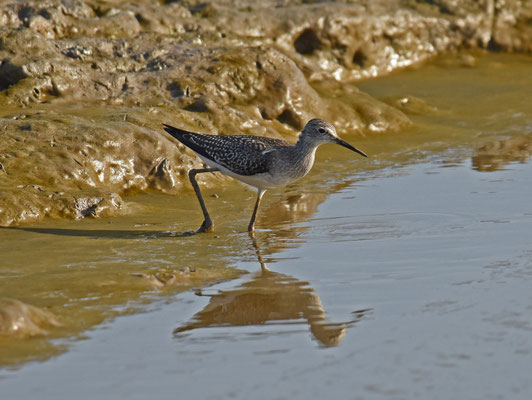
[1,53,532,399]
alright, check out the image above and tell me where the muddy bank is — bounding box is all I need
[0,0,530,226]
[0,50,530,367]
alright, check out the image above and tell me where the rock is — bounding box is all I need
[0,298,61,338]
[382,95,440,116]
[472,135,532,172]
[131,267,215,290]
[0,185,126,226]
[489,0,532,52]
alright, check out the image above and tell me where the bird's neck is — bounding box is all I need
[295,135,321,154]
[293,136,320,172]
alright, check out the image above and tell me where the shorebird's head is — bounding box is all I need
[301,118,367,158]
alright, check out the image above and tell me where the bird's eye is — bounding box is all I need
[318,128,326,134]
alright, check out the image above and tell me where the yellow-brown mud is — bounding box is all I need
[1,0,531,372]
[2,0,531,227]
[2,52,532,367]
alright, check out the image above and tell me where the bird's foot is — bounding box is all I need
[195,219,214,234]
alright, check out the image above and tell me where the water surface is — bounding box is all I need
[1,53,532,399]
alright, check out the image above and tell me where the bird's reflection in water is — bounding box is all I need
[174,233,370,347]
[250,180,355,259]
[259,179,353,230]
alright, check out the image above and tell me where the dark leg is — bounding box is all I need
[248,189,266,232]
[189,167,219,233]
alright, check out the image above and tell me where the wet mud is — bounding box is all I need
[1,0,531,226]
[472,134,532,171]
[1,0,532,376]
[0,298,61,338]
[1,51,532,366]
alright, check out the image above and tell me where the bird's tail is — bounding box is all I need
[162,124,196,141]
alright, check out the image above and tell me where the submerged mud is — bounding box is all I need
[0,0,530,226]
[0,298,61,338]
[472,135,532,172]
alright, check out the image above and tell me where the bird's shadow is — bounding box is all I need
[3,178,359,241]
[2,226,197,239]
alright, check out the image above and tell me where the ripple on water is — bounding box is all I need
[305,212,475,243]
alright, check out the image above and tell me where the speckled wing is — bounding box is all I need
[163,124,290,176]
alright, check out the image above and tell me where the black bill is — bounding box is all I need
[335,138,368,158]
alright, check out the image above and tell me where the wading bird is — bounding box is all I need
[163,118,367,233]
